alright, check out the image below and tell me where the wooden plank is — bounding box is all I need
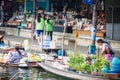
[73,30,105,38]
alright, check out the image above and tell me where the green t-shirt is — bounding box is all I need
[35,18,45,30]
[45,19,54,31]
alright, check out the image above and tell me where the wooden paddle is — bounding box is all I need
[9,72,20,80]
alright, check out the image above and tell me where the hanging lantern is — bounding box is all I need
[83,0,94,5]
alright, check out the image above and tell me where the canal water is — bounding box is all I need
[0,67,72,80]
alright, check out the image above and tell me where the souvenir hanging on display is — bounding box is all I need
[83,0,94,5]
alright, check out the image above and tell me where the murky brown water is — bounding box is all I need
[0,67,71,80]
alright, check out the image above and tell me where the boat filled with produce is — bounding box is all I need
[39,52,120,80]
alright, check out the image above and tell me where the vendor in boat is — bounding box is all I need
[7,46,22,64]
[97,39,115,61]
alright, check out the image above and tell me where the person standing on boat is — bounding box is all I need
[35,13,45,44]
[7,46,22,64]
[45,15,54,40]
[97,39,115,61]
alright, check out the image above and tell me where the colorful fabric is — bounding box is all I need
[106,53,112,61]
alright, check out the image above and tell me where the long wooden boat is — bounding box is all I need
[0,61,40,68]
[0,48,15,52]
[38,61,110,80]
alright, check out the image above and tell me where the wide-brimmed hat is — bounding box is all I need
[0,35,4,39]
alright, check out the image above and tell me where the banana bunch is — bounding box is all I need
[28,53,42,62]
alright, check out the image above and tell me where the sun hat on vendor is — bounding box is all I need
[0,35,4,39]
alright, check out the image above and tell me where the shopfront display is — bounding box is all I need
[1,0,106,39]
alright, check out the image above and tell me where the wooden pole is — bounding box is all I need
[111,6,114,40]
[88,0,97,55]
[62,18,67,61]
[92,0,97,44]
[32,0,36,40]
[1,1,4,26]
[24,0,26,14]
[74,29,78,58]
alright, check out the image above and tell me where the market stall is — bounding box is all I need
[51,0,106,38]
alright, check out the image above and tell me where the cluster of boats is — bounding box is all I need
[0,45,120,80]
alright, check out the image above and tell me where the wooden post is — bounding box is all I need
[24,0,26,21]
[32,0,36,40]
[111,6,114,40]
[92,0,97,45]
[0,7,3,26]
[62,18,67,61]
[24,0,26,14]
[74,29,78,58]
[87,0,97,55]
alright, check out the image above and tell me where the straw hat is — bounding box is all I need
[0,35,3,39]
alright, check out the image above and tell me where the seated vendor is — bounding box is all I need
[7,46,22,64]
[97,39,115,61]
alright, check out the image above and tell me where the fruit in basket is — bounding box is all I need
[36,56,42,61]
[0,54,4,62]
[0,54,2,62]
[27,53,42,62]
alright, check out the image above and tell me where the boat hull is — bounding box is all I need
[0,62,40,68]
[38,62,109,80]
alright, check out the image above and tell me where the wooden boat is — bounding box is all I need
[0,61,40,68]
[0,47,15,53]
[38,60,110,80]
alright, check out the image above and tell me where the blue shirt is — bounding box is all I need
[9,51,22,63]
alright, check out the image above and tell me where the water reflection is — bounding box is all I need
[0,67,72,80]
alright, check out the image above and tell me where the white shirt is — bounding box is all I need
[101,43,114,53]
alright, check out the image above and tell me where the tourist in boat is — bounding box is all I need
[7,46,22,64]
[97,39,115,61]
[35,13,45,44]
[45,15,54,40]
